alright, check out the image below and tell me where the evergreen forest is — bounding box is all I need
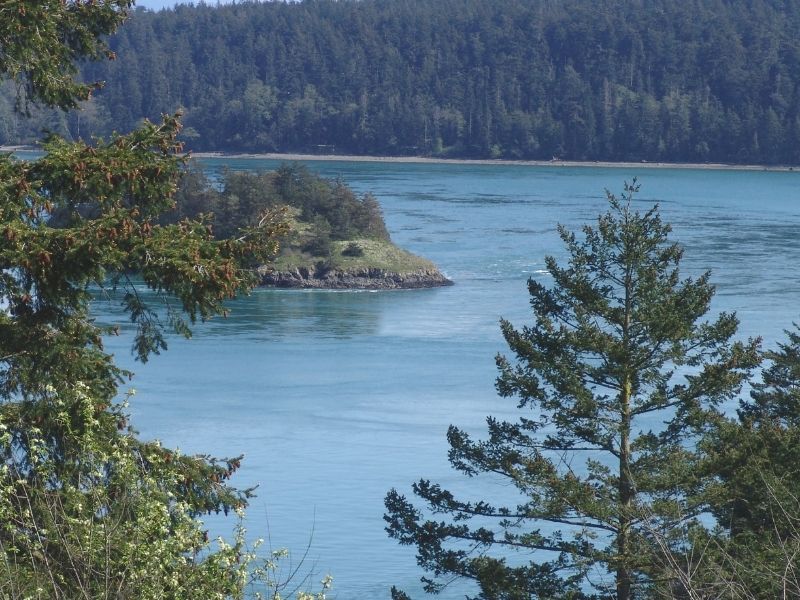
[169,165,388,248]
[3,0,800,164]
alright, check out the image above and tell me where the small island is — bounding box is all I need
[262,237,451,289]
[173,164,452,290]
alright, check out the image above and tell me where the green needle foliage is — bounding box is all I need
[0,2,306,598]
[385,181,760,599]
[684,327,800,598]
[0,0,133,110]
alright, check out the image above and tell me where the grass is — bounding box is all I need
[272,238,437,274]
[269,206,440,275]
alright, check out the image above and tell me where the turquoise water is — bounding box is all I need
[95,161,800,598]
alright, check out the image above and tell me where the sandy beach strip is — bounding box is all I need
[190,151,799,172]
[4,145,797,172]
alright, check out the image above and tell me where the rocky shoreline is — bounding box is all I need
[260,265,453,289]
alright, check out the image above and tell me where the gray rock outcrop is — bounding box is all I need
[260,265,452,289]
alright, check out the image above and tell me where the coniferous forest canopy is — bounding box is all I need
[4,0,800,165]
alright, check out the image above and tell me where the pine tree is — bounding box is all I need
[0,2,289,596]
[385,181,760,599]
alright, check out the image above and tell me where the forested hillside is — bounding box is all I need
[4,0,800,164]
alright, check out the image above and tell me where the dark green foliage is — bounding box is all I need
[385,182,760,599]
[0,1,133,110]
[390,587,412,600]
[8,0,800,164]
[714,328,800,542]
[0,115,287,596]
[272,165,390,242]
[171,164,390,259]
[302,215,333,258]
[682,328,800,598]
[342,242,365,257]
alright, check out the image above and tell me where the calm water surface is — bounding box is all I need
[95,161,800,598]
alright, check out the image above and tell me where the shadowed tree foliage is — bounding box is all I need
[675,328,800,598]
[385,181,760,599]
[171,164,389,246]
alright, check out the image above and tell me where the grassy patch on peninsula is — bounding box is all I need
[274,238,437,274]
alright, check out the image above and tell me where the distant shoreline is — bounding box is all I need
[5,145,797,172]
[191,151,800,173]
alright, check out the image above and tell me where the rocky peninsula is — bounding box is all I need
[261,266,451,289]
[171,165,451,290]
[261,238,452,290]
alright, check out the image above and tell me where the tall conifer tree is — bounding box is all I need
[385,181,760,599]
[0,2,289,596]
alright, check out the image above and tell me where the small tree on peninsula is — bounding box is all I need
[385,181,760,599]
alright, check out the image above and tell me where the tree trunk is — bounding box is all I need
[618,241,634,600]
[618,376,633,600]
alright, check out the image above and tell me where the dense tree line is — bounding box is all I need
[4,0,800,164]
[171,164,390,259]
[49,161,389,262]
